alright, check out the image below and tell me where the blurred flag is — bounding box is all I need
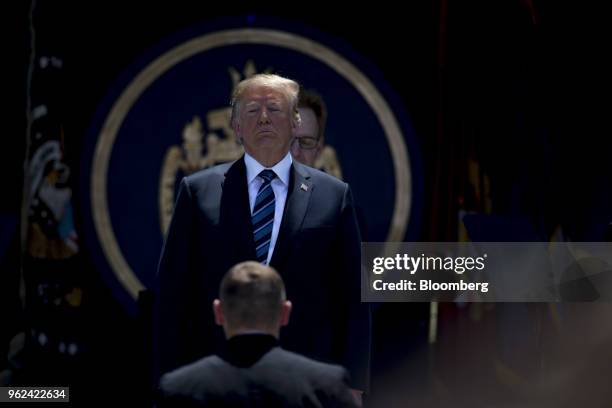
[21,0,85,385]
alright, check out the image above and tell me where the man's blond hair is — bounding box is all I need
[230,74,301,127]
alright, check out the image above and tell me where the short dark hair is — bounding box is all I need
[220,261,286,329]
[298,88,328,141]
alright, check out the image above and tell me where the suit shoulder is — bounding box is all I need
[159,355,225,395]
[296,163,348,194]
[272,348,349,382]
[182,162,234,190]
[185,162,234,183]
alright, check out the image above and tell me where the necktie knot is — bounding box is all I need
[258,169,276,184]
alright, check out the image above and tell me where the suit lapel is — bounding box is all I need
[219,158,257,260]
[270,162,313,267]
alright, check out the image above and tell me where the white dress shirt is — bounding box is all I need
[244,152,292,264]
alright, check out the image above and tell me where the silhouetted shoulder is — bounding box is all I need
[159,355,227,398]
[159,348,357,408]
[262,348,355,403]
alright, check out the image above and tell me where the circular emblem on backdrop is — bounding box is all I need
[81,18,423,313]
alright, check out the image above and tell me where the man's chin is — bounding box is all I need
[257,134,278,143]
[249,147,289,165]
[256,136,288,151]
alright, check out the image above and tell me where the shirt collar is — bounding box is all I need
[244,152,292,186]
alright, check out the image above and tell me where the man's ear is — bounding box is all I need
[315,140,323,157]
[213,299,224,326]
[232,121,243,144]
[292,109,300,131]
[280,300,292,327]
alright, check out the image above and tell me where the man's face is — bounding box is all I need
[235,85,296,166]
[291,107,321,167]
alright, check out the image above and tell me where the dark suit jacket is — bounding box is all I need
[157,334,358,408]
[154,158,370,390]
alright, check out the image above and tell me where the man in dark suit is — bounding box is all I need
[154,74,370,399]
[157,261,358,407]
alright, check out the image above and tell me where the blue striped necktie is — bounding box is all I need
[252,169,276,264]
